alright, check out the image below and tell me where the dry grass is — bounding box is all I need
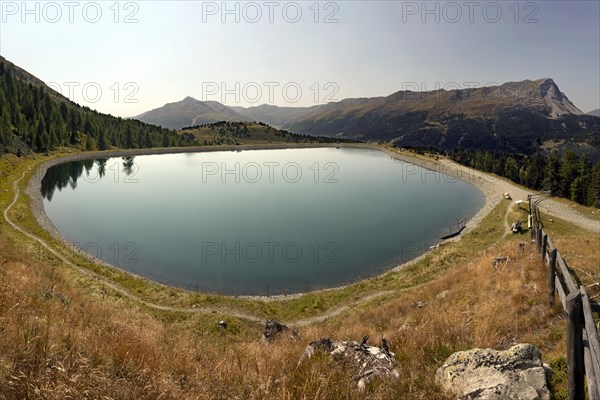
[0,219,572,399]
[1,155,597,399]
[540,212,600,295]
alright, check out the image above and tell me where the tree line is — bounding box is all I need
[3,59,599,208]
[0,60,197,155]
[450,148,600,208]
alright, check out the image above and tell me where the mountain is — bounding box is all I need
[135,97,250,129]
[276,79,599,157]
[281,78,583,134]
[587,109,600,117]
[230,104,321,129]
[133,78,599,158]
[0,56,197,154]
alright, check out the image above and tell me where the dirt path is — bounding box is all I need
[428,156,599,234]
[4,166,264,324]
[4,148,599,328]
[290,290,394,328]
[381,148,599,239]
[5,164,395,327]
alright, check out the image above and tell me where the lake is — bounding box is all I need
[41,147,484,295]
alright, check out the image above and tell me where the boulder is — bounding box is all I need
[298,336,399,390]
[435,343,550,400]
[262,319,297,342]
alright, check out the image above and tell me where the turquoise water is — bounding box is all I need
[41,148,484,295]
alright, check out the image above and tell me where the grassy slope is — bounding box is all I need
[182,122,337,145]
[1,149,598,399]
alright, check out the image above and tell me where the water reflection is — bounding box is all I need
[41,157,135,201]
[122,156,135,176]
[41,149,484,295]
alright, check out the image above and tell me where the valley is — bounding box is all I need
[1,7,599,395]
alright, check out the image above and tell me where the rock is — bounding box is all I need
[42,287,69,305]
[298,338,334,362]
[435,343,550,400]
[298,336,399,389]
[492,257,510,269]
[436,290,451,300]
[262,319,297,341]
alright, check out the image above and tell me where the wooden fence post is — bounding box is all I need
[581,286,600,400]
[566,291,585,400]
[541,233,548,262]
[536,229,543,252]
[548,249,557,306]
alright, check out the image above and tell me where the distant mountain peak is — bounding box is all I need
[535,78,582,117]
[135,96,249,129]
[586,109,600,117]
[136,78,585,131]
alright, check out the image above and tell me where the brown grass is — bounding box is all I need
[1,155,597,399]
[1,218,574,399]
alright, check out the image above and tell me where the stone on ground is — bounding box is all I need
[435,343,550,400]
[298,336,399,390]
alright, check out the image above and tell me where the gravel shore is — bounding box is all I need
[23,144,513,301]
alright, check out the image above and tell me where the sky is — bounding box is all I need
[0,0,599,117]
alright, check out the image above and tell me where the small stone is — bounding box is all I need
[262,319,297,341]
[436,290,450,300]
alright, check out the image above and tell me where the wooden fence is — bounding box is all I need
[529,195,600,400]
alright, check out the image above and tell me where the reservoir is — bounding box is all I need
[41,147,484,295]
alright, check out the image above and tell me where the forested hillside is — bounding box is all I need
[448,148,600,207]
[0,58,197,155]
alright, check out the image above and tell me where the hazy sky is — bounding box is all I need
[1,1,599,117]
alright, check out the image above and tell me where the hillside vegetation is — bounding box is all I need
[135,97,249,130]
[1,151,599,399]
[136,79,600,160]
[181,121,357,146]
[0,57,197,155]
[1,56,599,399]
[448,148,600,208]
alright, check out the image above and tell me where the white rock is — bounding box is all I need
[435,343,550,400]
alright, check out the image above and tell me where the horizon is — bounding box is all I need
[138,77,590,116]
[1,1,599,117]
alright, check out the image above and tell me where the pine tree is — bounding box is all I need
[524,155,546,190]
[589,162,600,207]
[123,126,132,149]
[570,177,587,204]
[98,130,108,150]
[559,151,580,199]
[504,156,520,183]
[0,100,13,147]
[543,149,562,195]
[576,153,592,205]
[144,131,153,148]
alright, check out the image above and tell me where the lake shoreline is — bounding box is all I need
[25,143,501,302]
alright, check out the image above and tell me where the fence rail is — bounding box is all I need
[529,195,600,400]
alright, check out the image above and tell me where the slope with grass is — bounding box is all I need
[180,120,359,146]
[1,146,599,398]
